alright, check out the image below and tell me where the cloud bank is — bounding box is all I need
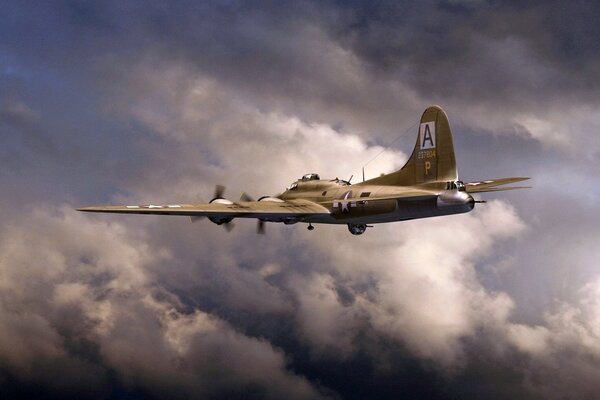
[1,1,600,399]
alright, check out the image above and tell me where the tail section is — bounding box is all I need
[363,105,457,186]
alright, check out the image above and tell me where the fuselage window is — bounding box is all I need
[447,181,465,191]
[360,192,371,197]
[322,191,327,196]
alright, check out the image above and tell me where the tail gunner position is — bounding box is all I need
[79,106,530,235]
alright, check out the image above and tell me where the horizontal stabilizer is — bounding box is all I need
[471,186,531,193]
[465,177,530,193]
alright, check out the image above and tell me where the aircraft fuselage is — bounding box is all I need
[278,179,474,225]
[78,105,527,236]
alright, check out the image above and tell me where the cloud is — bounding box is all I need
[96,64,407,203]
[501,277,600,399]
[0,207,327,399]
[2,1,600,399]
[286,201,524,366]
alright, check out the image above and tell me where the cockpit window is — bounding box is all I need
[287,182,298,190]
[301,173,320,181]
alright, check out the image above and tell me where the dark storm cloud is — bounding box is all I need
[5,1,600,109]
[1,1,600,400]
[330,1,600,104]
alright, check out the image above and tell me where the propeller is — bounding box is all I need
[208,185,235,232]
[241,192,267,234]
[240,192,254,202]
[257,220,266,234]
[213,184,226,200]
[191,184,227,222]
[204,186,266,233]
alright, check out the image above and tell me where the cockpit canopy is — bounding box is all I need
[301,173,320,181]
[287,173,321,191]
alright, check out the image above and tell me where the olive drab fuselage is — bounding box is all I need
[278,175,474,225]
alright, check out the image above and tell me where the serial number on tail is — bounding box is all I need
[417,150,436,159]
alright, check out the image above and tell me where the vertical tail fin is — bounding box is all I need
[363,105,457,186]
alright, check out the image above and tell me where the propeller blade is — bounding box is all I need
[257,220,266,234]
[223,221,235,232]
[214,184,226,199]
[240,192,254,202]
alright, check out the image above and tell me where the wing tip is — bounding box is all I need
[77,206,112,212]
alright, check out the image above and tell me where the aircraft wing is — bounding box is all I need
[77,199,330,222]
[464,177,530,193]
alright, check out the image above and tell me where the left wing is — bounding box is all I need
[465,177,530,193]
[78,199,330,222]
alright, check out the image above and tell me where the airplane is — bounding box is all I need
[78,105,530,235]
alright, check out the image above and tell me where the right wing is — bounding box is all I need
[78,199,330,222]
[465,177,531,193]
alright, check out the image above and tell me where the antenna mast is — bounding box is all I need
[361,120,417,181]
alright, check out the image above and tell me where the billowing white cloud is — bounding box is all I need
[0,207,328,399]
[503,277,600,398]
[107,65,407,203]
[287,201,524,365]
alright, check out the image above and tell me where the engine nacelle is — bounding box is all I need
[209,198,234,205]
[209,216,234,225]
[208,198,234,225]
[258,196,284,203]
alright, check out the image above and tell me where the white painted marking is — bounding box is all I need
[469,180,495,186]
[126,206,140,209]
[419,121,436,149]
[148,205,163,209]
[167,205,182,208]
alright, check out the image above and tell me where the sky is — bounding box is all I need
[1,1,600,399]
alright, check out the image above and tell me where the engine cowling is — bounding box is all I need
[258,196,284,203]
[208,198,234,225]
[209,216,234,225]
[210,198,234,205]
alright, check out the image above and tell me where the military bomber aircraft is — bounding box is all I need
[78,105,529,235]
